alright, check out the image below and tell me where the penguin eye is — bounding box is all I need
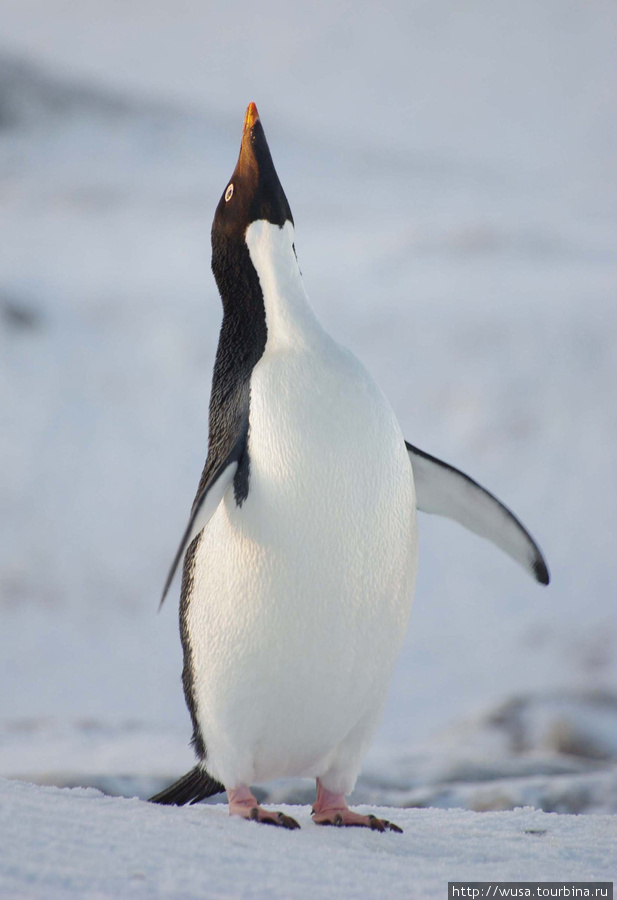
[225,184,234,202]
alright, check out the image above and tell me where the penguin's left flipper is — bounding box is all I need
[159,446,242,608]
[406,442,549,585]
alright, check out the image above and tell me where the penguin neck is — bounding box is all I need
[245,219,323,350]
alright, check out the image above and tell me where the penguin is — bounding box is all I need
[150,103,549,831]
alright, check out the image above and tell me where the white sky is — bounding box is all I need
[0,0,614,175]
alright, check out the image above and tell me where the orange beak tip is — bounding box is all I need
[243,102,260,134]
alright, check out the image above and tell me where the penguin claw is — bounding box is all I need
[248,805,300,830]
[368,814,385,832]
[278,811,301,830]
[368,814,403,833]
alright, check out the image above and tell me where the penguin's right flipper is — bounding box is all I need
[406,441,549,585]
[159,437,246,608]
[149,765,225,805]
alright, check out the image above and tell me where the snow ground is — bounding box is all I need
[2,778,616,900]
[0,0,616,838]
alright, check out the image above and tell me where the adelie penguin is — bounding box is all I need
[151,102,550,831]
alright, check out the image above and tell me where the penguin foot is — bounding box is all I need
[311,779,402,833]
[227,785,300,830]
[312,808,402,832]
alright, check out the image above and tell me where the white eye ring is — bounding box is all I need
[225,184,234,201]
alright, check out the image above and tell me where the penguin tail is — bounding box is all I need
[149,765,225,806]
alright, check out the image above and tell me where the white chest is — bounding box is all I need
[184,220,417,786]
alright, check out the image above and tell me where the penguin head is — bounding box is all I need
[212,103,293,245]
[211,103,296,311]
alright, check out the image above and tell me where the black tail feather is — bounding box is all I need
[149,765,225,806]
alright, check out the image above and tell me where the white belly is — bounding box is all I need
[187,340,417,792]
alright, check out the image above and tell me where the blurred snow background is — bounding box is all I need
[0,0,615,813]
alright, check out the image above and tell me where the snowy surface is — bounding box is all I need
[2,778,616,900]
[0,0,616,837]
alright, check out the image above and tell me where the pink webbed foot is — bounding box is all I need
[311,779,403,833]
[227,785,300,830]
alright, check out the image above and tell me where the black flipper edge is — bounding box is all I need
[159,439,246,609]
[406,441,549,585]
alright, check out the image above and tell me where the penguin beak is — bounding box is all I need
[243,101,260,135]
[235,102,263,181]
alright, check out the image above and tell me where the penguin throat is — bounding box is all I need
[245,220,321,348]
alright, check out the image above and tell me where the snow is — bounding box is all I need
[2,778,616,900]
[0,2,616,888]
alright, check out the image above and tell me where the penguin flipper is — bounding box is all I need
[149,765,225,805]
[406,441,549,585]
[159,451,240,608]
